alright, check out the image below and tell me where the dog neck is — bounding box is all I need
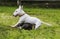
[19,14,25,17]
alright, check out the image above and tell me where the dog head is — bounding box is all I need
[13,5,25,17]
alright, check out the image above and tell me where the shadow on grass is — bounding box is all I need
[0,24,56,39]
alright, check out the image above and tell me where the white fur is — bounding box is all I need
[13,6,52,29]
[13,6,25,16]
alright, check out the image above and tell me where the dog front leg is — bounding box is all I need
[11,21,20,28]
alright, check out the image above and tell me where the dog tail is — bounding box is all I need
[41,21,52,26]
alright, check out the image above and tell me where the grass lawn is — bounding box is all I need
[0,6,60,39]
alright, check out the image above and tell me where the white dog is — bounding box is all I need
[12,5,52,30]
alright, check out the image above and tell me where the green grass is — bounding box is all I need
[0,6,60,39]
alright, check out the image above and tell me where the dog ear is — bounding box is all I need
[21,5,23,9]
[19,5,23,9]
[19,5,22,9]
